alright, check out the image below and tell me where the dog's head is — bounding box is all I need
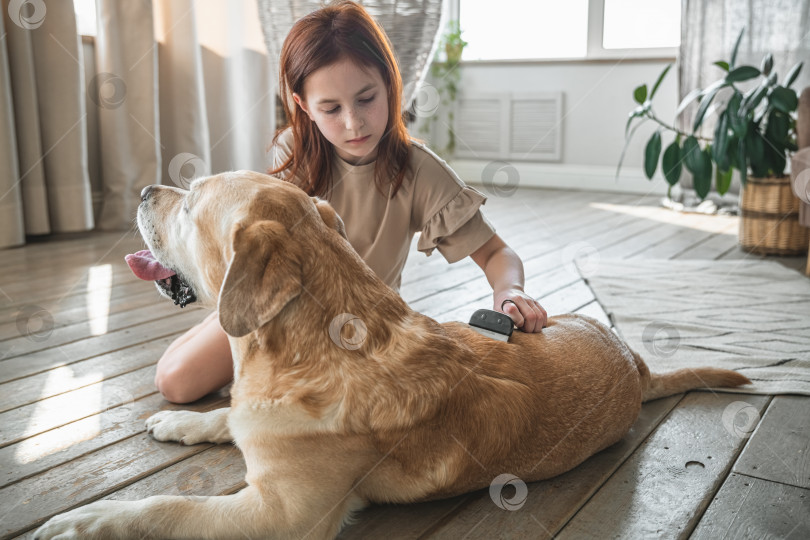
[132,171,348,338]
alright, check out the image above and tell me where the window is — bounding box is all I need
[458,0,679,61]
[73,0,97,36]
[602,0,680,49]
[460,0,589,61]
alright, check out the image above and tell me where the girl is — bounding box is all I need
[154,0,547,404]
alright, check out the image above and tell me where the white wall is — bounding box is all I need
[417,58,681,195]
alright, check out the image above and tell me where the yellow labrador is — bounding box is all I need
[35,171,750,539]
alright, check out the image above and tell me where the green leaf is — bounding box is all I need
[741,83,768,116]
[650,64,672,100]
[766,109,790,144]
[616,119,647,179]
[644,131,662,179]
[769,86,799,114]
[693,149,713,200]
[785,61,804,88]
[730,27,745,69]
[675,88,703,119]
[745,128,766,176]
[662,141,682,186]
[634,84,648,105]
[726,93,747,137]
[760,53,773,76]
[737,137,748,185]
[625,105,647,136]
[693,85,723,132]
[714,61,730,72]
[716,165,733,195]
[712,111,730,168]
[682,136,702,173]
[726,66,761,83]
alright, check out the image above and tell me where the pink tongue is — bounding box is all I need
[125,250,176,281]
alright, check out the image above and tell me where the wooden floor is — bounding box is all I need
[1,186,809,539]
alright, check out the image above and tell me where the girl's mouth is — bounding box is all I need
[347,135,371,144]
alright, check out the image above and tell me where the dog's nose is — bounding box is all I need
[140,185,155,202]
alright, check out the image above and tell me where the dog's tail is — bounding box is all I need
[631,350,751,402]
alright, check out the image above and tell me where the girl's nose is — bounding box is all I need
[345,108,365,130]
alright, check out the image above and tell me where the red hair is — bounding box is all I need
[268,0,410,198]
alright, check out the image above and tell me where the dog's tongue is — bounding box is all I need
[125,250,176,281]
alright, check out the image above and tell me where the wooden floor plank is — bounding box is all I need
[0,281,152,326]
[0,308,206,383]
[690,473,810,540]
[0,334,181,413]
[732,396,810,490]
[0,433,213,538]
[0,365,161,447]
[0,301,192,359]
[0,393,227,489]
[555,393,771,540]
[0,289,166,342]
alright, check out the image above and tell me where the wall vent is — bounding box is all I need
[453,92,563,162]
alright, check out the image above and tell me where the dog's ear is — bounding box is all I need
[218,220,301,337]
[312,197,347,240]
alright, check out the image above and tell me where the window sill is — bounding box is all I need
[458,55,677,66]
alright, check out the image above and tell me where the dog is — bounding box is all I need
[35,171,750,539]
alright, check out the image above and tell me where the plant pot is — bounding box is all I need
[739,175,810,255]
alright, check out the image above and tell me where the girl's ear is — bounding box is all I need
[292,93,311,118]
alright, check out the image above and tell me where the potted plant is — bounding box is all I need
[420,20,467,156]
[618,28,807,254]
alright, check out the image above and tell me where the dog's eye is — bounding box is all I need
[182,202,190,214]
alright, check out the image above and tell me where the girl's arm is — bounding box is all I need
[470,234,547,333]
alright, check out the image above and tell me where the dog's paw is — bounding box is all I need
[34,500,132,539]
[145,410,231,444]
[146,410,209,445]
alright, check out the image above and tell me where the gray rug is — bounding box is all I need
[577,259,810,395]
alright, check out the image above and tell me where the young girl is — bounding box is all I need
[154,0,547,404]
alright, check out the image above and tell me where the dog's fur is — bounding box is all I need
[35,171,750,539]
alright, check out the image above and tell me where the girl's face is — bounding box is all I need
[293,58,389,166]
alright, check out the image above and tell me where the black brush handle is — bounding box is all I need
[469,309,514,337]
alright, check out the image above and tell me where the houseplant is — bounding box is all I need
[618,28,807,254]
[420,20,467,156]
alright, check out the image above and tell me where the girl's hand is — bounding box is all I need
[495,289,547,333]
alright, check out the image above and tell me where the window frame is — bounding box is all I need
[455,0,679,64]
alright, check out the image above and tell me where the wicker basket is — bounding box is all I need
[739,175,810,255]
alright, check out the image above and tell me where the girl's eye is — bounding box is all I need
[325,106,340,115]
[359,95,375,104]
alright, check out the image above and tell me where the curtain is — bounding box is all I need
[0,0,275,247]
[677,0,810,199]
[1,0,93,247]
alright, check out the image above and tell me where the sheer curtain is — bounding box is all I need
[676,0,810,200]
[0,0,275,248]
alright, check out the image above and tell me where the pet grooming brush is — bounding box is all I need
[468,309,514,342]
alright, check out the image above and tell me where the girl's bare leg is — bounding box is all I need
[154,311,233,403]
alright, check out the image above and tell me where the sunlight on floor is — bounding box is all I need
[86,264,112,335]
[15,367,102,464]
[589,202,738,234]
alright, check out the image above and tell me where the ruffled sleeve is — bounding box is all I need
[416,184,496,263]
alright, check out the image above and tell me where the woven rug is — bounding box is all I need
[577,259,810,395]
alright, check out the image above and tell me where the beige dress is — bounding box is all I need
[272,129,496,291]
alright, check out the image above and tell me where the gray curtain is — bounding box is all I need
[0,0,275,247]
[1,0,93,247]
[677,0,810,198]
